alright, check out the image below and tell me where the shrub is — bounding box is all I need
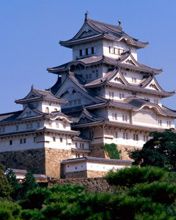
[0,200,21,220]
[21,209,44,220]
[106,166,167,187]
[104,143,120,159]
[129,182,176,205]
[19,187,51,209]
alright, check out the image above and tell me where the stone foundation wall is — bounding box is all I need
[49,177,114,193]
[90,143,136,160]
[45,148,72,178]
[90,144,106,158]
[64,171,87,178]
[63,170,107,179]
[118,145,138,160]
[0,148,45,173]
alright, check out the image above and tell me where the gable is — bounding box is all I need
[17,107,40,119]
[73,23,99,40]
[145,79,161,91]
[22,90,41,100]
[122,54,138,66]
[55,77,97,107]
[133,107,157,126]
[110,71,127,84]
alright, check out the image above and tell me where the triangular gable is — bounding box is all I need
[78,109,96,124]
[71,23,100,41]
[109,71,128,85]
[17,89,42,102]
[121,54,139,66]
[55,75,99,106]
[145,78,163,92]
[17,107,41,119]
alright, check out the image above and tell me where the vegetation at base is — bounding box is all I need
[1,130,176,219]
[1,165,176,219]
[104,143,121,159]
[130,129,176,170]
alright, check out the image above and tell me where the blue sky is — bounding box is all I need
[0,0,176,113]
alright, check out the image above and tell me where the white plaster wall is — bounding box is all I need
[72,40,103,60]
[87,162,129,172]
[108,109,130,123]
[157,116,175,129]
[105,88,131,101]
[65,161,87,172]
[132,110,158,127]
[44,134,74,150]
[40,102,61,113]
[103,129,146,148]
[0,120,43,135]
[0,134,44,152]
[64,161,130,173]
[44,120,71,131]
[123,71,143,85]
[103,40,126,59]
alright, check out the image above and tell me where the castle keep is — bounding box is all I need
[0,15,175,178]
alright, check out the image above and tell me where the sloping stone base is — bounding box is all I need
[45,148,72,178]
[118,145,140,160]
[0,148,45,174]
[0,148,73,178]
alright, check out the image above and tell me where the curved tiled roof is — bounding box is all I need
[84,69,174,98]
[47,55,161,75]
[60,18,148,49]
[16,87,66,104]
[86,97,176,118]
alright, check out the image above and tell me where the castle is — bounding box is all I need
[0,15,175,178]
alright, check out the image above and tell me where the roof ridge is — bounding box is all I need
[0,110,23,116]
[87,18,121,30]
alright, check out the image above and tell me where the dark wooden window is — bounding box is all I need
[91,47,94,54]
[79,49,82,56]
[85,48,88,55]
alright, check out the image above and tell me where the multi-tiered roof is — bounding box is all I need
[47,15,176,133]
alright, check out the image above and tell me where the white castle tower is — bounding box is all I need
[48,14,176,158]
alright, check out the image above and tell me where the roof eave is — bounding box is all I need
[59,34,104,48]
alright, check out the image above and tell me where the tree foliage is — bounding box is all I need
[1,164,176,219]
[104,143,121,159]
[0,165,12,199]
[130,130,176,170]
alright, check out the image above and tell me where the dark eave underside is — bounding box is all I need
[60,18,148,49]
[47,55,161,75]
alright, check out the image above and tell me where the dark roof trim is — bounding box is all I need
[61,156,132,165]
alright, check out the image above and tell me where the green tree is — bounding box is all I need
[6,169,21,200]
[20,171,38,199]
[130,130,176,170]
[106,166,167,187]
[0,200,21,220]
[0,165,12,199]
